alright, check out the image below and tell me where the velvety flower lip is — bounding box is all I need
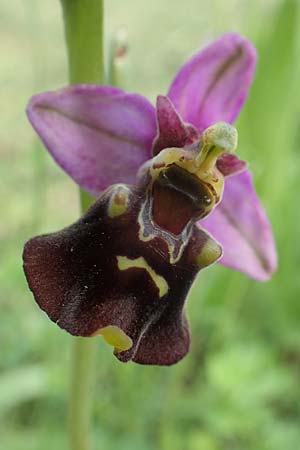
[23,182,223,365]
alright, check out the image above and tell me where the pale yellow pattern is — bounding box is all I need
[196,236,223,268]
[96,325,133,352]
[117,255,169,298]
[137,203,187,265]
[107,184,130,218]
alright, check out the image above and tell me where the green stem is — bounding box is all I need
[69,338,97,450]
[60,1,104,449]
[61,0,104,85]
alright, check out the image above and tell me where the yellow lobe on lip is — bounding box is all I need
[94,325,133,352]
[196,236,223,269]
[107,184,130,218]
[117,255,169,298]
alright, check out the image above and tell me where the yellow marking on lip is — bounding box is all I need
[137,199,187,265]
[196,236,223,268]
[117,255,169,298]
[94,325,133,352]
[107,184,130,218]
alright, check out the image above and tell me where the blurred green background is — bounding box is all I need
[1,0,300,449]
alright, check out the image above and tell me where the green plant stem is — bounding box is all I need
[61,0,104,84]
[60,1,104,449]
[69,338,97,450]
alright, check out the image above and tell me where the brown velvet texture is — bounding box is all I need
[23,181,218,365]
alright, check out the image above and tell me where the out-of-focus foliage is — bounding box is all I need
[1,1,300,449]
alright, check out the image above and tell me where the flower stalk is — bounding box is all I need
[60,1,104,449]
[69,338,96,450]
[61,0,104,84]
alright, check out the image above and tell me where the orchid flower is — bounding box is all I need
[23,33,277,365]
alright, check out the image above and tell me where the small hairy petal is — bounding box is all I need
[217,153,247,177]
[27,85,157,196]
[168,33,257,133]
[152,95,199,156]
[200,171,277,281]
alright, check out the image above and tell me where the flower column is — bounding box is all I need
[60,1,104,450]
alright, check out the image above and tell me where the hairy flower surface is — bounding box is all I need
[23,33,277,365]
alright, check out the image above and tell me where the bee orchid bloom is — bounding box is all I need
[23,33,277,365]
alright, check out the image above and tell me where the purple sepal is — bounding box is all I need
[168,33,257,133]
[201,171,277,281]
[27,85,157,196]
